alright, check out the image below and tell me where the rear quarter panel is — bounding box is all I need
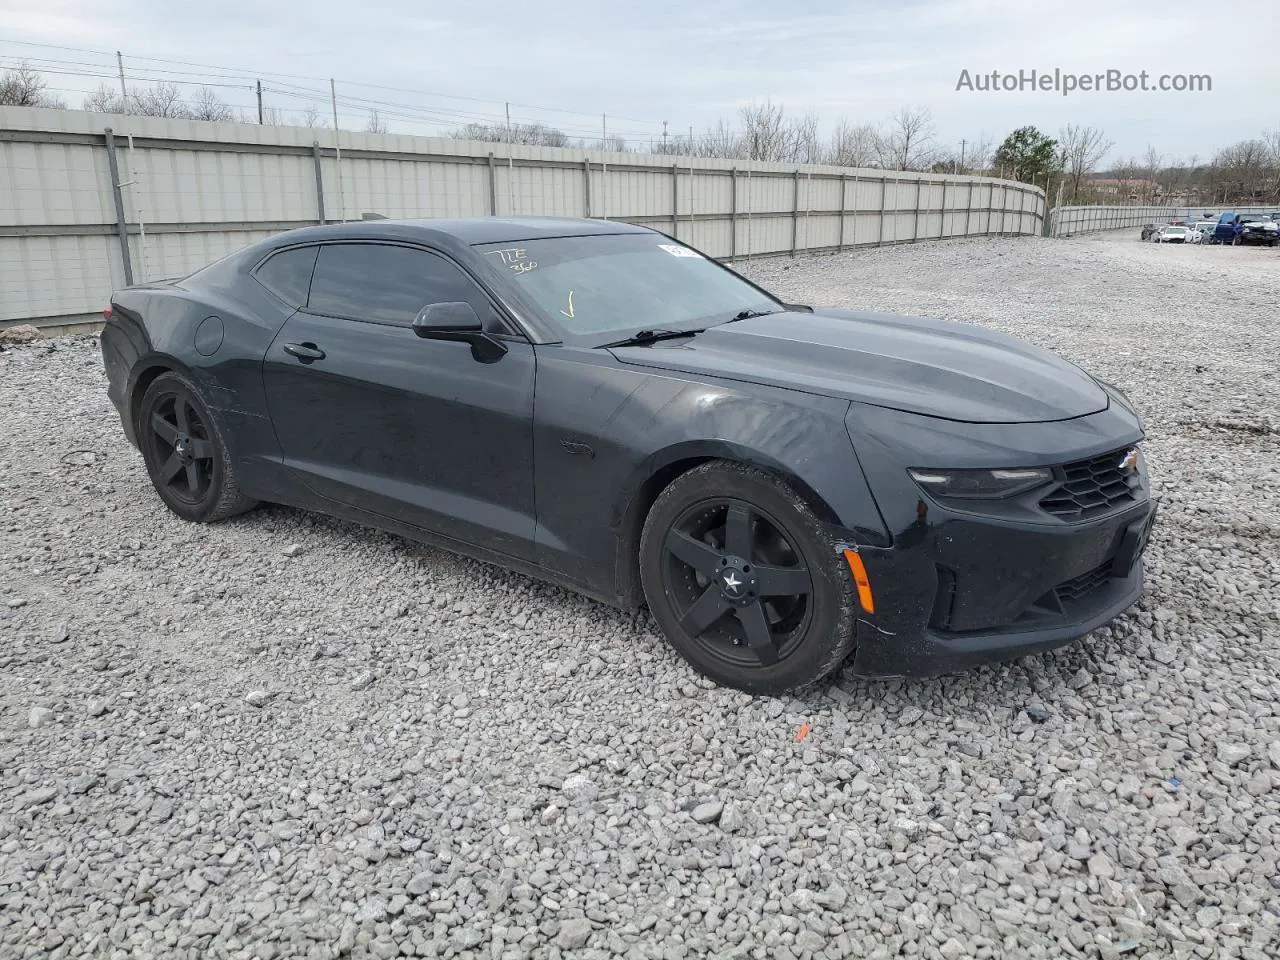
[104,256,298,495]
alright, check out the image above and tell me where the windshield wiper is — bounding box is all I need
[727,307,784,322]
[599,328,703,348]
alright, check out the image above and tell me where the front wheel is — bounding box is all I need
[639,462,858,694]
[137,371,257,522]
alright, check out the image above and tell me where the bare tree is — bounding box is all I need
[1264,129,1280,199]
[1105,156,1140,201]
[451,121,569,147]
[1058,124,1113,202]
[826,120,879,168]
[364,109,388,134]
[698,119,741,160]
[963,133,995,174]
[1140,145,1164,202]
[1210,139,1272,202]
[737,101,791,162]
[190,87,236,122]
[876,106,936,171]
[134,82,190,118]
[83,83,125,114]
[84,80,190,118]
[789,112,822,164]
[0,63,65,107]
[300,105,325,128]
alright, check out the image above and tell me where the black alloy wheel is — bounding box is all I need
[148,392,215,505]
[661,498,813,668]
[640,461,858,693]
[137,371,257,522]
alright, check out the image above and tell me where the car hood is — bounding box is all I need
[608,309,1110,424]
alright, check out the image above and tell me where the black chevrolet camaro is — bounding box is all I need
[101,217,1156,693]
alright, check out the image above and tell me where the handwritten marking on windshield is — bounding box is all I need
[560,290,575,319]
[487,247,539,273]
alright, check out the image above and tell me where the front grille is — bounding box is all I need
[1039,449,1138,521]
[1055,562,1111,604]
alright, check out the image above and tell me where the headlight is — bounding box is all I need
[908,467,1053,499]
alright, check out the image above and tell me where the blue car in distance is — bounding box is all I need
[1212,211,1279,246]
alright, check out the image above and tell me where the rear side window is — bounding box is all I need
[307,243,496,327]
[253,246,319,308]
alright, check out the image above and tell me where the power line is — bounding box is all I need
[0,38,663,125]
[0,57,255,91]
[2,46,664,143]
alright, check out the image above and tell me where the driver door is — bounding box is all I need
[260,241,536,561]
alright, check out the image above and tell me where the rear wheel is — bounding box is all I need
[639,462,858,694]
[137,371,257,522]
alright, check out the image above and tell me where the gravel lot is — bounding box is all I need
[2,230,1278,960]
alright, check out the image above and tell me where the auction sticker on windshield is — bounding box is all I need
[658,244,702,258]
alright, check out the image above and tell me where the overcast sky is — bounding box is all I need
[2,0,1275,163]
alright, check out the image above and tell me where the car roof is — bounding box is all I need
[257,216,653,251]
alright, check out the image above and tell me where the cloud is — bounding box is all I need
[1,0,1273,158]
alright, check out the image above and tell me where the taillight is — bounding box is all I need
[103,305,112,320]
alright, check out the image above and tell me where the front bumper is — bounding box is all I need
[846,498,1157,678]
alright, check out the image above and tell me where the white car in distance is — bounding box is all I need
[1187,221,1216,243]
[1155,225,1191,243]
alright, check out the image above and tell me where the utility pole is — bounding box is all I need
[256,81,263,124]
[116,51,128,111]
[505,102,514,216]
[958,139,966,174]
[662,120,668,154]
[330,78,345,223]
[602,113,607,147]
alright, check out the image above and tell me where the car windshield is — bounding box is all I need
[473,233,780,345]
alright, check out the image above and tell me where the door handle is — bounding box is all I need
[283,342,325,363]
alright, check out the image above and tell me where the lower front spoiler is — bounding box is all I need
[848,563,1144,679]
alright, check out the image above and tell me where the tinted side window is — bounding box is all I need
[307,243,495,327]
[253,246,318,308]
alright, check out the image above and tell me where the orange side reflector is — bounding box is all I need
[842,549,875,614]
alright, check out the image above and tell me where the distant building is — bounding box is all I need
[1089,177,1163,202]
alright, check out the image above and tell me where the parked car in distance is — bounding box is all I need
[1156,225,1191,243]
[1188,221,1217,243]
[1212,212,1279,246]
[100,217,1156,693]
[1140,223,1161,241]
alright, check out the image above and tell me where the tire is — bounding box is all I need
[639,461,858,694]
[136,371,257,522]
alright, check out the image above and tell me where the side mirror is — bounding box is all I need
[411,302,507,363]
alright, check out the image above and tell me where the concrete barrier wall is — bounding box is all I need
[1,106,1047,329]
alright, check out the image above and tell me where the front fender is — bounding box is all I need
[531,345,891,604]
